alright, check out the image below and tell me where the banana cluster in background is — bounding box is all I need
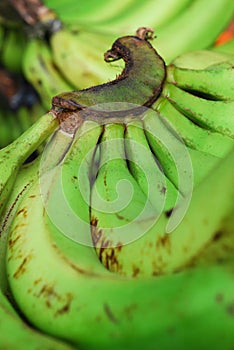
[0,0,234,147]
[0,0,234,349]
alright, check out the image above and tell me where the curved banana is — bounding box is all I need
[0,154,41,295]
[167,55,234,101]
[0,124,73,295]
[22,38,72,110]
[91,118,234,276]
[91,0,192,34]
[162,82,234,138]
[50,28,121,89]
[169,49,234,69]
[5,147,234,349]
[142,109,221,189]
[124,118,180,211]
[90,122,156,250]
[152,94,234,156]
[155,0,234,63]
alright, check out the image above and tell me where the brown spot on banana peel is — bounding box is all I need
[51,27,166,129]
[103,303,119,324]
[13,254,33,279]
[34,282,73,315]
[227,302,234,317]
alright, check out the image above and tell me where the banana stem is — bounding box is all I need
[6,112,58,164]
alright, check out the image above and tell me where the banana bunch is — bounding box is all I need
[0,28,233,349]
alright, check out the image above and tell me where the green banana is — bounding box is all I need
[185,208,234,268]
[0,289,76,350]
[155,0,234,63]
[50,28,121,89]
[162,82,234,138]
[43,0,134,25]
[90,122,156,250]
[40,119,102,246]
[0,112,58,215]
[0,154,41,295]
[0,102,45,149]
[169,49,234,69]
[44,0,233,67]
[22,38,72,110]
[43,0,192,30]
[152,94,234,155]
[90,0,192,34]
[16,102,46,133]
[124,118,180,211]
[0,123,73,296]
[1,22,234,350]
[142,109,221,189]
[167,56,234,101]
[91,147,234,277]
[5,147,234,349]
[1,26,25,73]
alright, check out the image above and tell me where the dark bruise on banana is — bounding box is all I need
[51,27,166,132]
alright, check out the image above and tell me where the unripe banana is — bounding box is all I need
[153,94,234,155]
[5,149,234,349]
[0,112,58,215]
[1,27,25,73]
[50,28,121,89]
[162,82,234,138]
[124,118,180,211]
[142,109,221,189]
[155,0,234,63]
[167,56,234,101]
[90,122,156,252]
[91,128,234,277]
[0,154,41,295]
[22,39,72,110]
[3,26,234,350]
